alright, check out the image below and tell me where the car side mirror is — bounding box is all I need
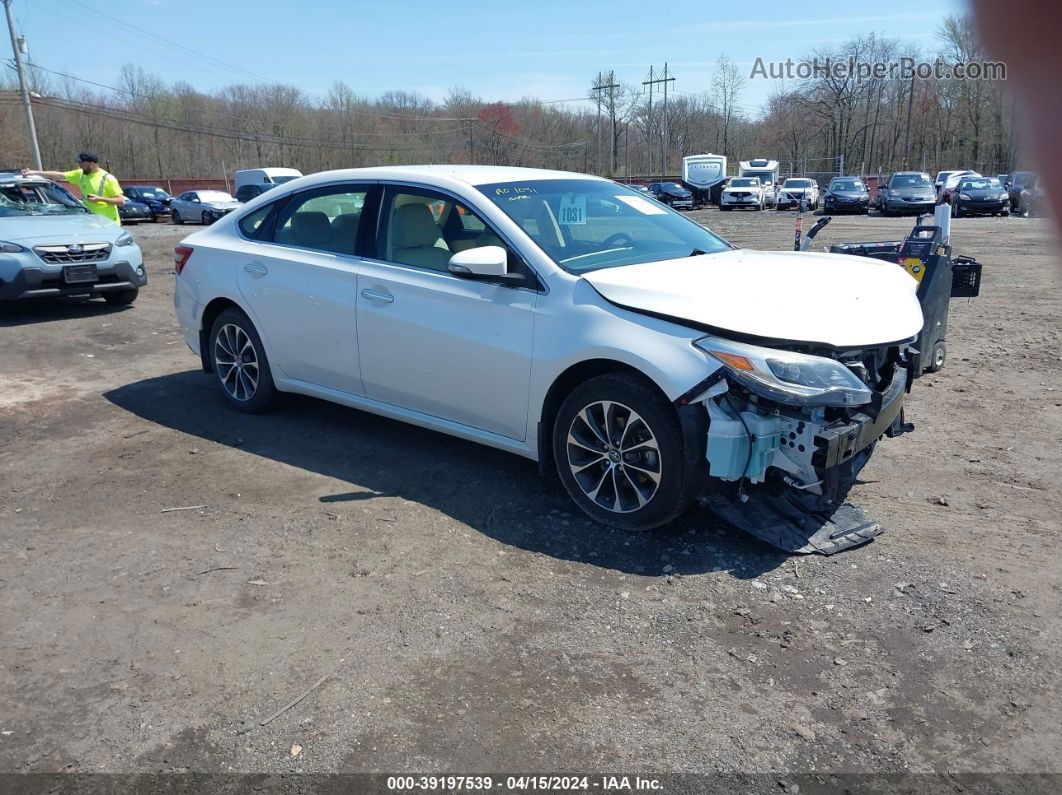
[448,245,524,284]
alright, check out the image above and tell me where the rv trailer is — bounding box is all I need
[682,153,728,205]
[739,159,780,206]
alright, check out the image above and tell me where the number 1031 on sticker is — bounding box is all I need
[558,195,586,225]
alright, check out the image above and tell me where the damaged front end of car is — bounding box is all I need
[679,334,916,554]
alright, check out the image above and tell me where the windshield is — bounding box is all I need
[198,191,235,202]
[830,179,863,191]
[782,179,813,188]
[0,183,88,217]
[135,187,169,198]
[960,177,1002,190]
[479,179,731,274]
[890,175,932,188]
[744,171,774,185]
[271,175,299,185]
[730,178,759,187]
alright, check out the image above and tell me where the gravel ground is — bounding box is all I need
[0,208,1059,790]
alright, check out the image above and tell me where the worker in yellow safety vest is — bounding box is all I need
[22,150,126,225]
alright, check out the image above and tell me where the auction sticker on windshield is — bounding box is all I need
[615,194,667,215]
[558,194,586,225]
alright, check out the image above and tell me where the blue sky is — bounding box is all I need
[18,0,966,117]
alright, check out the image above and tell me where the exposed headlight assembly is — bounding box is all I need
[115,231,136,247]
[0,240,24,253]
[693,335,872,407]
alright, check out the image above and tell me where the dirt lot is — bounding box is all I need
[1,208,1060,789]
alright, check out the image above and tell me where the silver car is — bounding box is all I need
[171,190,241,225]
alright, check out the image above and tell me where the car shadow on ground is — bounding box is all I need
[0,298,132,327]
[104,371,791,579]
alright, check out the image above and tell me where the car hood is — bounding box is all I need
[780,187,814,194]
[961,187,1003,197]
[205,200,241,210]
[582,249,923,348]
[890,186,935,198]
[828,190,867,198]
[0,213,123,244]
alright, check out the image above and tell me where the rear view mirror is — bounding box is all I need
[448,245,524,284]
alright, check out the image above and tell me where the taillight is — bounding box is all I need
[174,245,193,275]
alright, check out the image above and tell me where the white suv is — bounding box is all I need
[174,166,922,542]
[719,177,766,210]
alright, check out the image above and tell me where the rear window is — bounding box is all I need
[238,204,273,238]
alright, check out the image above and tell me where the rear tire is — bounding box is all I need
[208,308,278,413]
[927,341,946,373]
[553,373,692,532]
[103,288,138,305]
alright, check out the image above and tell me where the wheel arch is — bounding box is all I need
[536,358,699,475]
[198,296,245,372]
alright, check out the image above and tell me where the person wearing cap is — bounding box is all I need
[22,151,126,225]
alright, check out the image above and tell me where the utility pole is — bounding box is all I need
[591,71,620,176]
[643,66,654,176]
[902,74,915,170]
[643,64,675,176]
[3,0,41,169]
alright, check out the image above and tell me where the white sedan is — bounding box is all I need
[171,190,242,225]
[173,166,922,545]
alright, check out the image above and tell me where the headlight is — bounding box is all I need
[115,231,136,247]
[693,335,872,407]
[0,241,24,253]
[999,192,1009,201]
[959,193,971,200]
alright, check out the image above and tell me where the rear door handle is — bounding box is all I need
[360,288,394,304]
[243,262,268,277]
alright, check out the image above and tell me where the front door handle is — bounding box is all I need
[360,288,394,304]
[243,262,268,277]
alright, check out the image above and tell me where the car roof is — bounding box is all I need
[289,165,602,191]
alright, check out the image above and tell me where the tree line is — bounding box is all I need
[0,14,1021,183]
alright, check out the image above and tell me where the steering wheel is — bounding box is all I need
[602,232,634,248]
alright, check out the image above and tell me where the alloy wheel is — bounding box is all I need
[214,323,259,402]
[566,400,661,513]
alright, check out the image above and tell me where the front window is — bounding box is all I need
[889,175,932,189]
[0,183,88,217]
[960,178,1002,190]
[830,179,863,191]
[729,178,759,188]
[744,171,775,185]
[198,191,235,202]
[782,179,814,189]
[478,179,731,274]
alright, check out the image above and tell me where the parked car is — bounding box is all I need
[0,172,146,304]
[117,198,152,224]
[235,183,276,203]
[124,185,171,220]
[173,165,923,534]
[1006,171,1038,212]
[234,167,303,192]
[171,190,242,225]
[775,178,819,210]
[877,172,936,215]
[738,159,779,206]
[823,176,870,214]
[647,182,694,210]
[934,170,961,196]
[938,170,980,203]
[719,177,765,210]
[950,176,1010,217]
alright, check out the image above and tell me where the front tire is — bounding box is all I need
[173,209,183,225]
[209,308,278,413]
[553,373,691,532]
[103,287,138,305]
[927,341,946,373]
[202,211,212,225]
